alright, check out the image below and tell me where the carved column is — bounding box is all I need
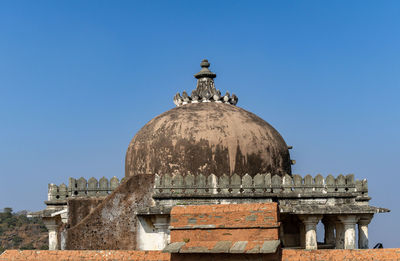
[322,216,335,246]
[299,215,322,250]
[339,215,359,249]
[358,214,373,249]
[335,218,344,249]
[43,218,60,250]
[299,222,305,248]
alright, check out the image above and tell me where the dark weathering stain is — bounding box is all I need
[125,103,292,177]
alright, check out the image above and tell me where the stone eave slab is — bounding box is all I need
[163,240,281,254]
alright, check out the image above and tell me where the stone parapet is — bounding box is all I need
[47,176,121,202]
[153,173,368,199]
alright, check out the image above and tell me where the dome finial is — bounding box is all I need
[194,59,216,79]
[200,59,210,68]
[173,59,238,106]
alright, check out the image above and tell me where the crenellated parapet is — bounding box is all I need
[153,173,369,199]
[47,176,121,202]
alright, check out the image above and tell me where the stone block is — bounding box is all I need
[229,241,247,253]
[260,240,281,253]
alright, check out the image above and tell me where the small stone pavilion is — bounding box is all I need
[29,60,389,260]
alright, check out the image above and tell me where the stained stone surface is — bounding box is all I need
[66,175,155,250]
[125,102,291,177]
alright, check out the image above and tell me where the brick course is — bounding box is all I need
[170,203,279,246]
[3,249,400,261]
[172,228,278,242]
[167,203,280,254]
[170,203,279,229]
[0,250,170,261]
[282,248,400,261]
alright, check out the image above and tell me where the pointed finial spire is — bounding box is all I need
[173,59,238,107]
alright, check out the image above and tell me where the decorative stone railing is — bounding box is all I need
[153,173,369,198]
[47,177,121,201]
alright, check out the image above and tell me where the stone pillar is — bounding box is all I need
[339,215,359,249]
[299,222,305,248]
[299,215,322,250]
[279,224,286,247]
[322,217,335,245]
[43,218,60,250]
[335,219,344,249]
[358,214,373,249]
[60,228,67,250]
[153,215,170,250]
[59,210,68,250]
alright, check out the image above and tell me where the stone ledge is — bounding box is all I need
[153,192,360,199]
[279,205,390,214]
[169,225,281,230]
[163,240,281,254]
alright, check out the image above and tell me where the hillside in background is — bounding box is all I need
[0,208,48,253]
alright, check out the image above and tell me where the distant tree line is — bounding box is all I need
[0,208,48,253]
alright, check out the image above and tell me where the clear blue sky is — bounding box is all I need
[0,0,399,247]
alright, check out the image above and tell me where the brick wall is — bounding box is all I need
[282,249,400,261]
[0,250,170,261]
[3,249,400,260]
[173,228,278,242]
[170,203,279,244]
[170,203,279,229]
[167,203,280,254]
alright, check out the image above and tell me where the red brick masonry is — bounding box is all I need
[0,250,171,261]
[3,249,400,261]
[170,203,279,229]
[168,203,280,253]
[282,249,400,261]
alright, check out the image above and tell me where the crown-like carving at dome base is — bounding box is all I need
[173,59,238,106]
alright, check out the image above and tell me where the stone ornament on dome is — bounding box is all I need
[173,59,238,106]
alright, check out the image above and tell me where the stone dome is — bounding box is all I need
[125,102,291,177]
[125,59,291,177]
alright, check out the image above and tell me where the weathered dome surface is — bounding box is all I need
[125,102,291,177]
